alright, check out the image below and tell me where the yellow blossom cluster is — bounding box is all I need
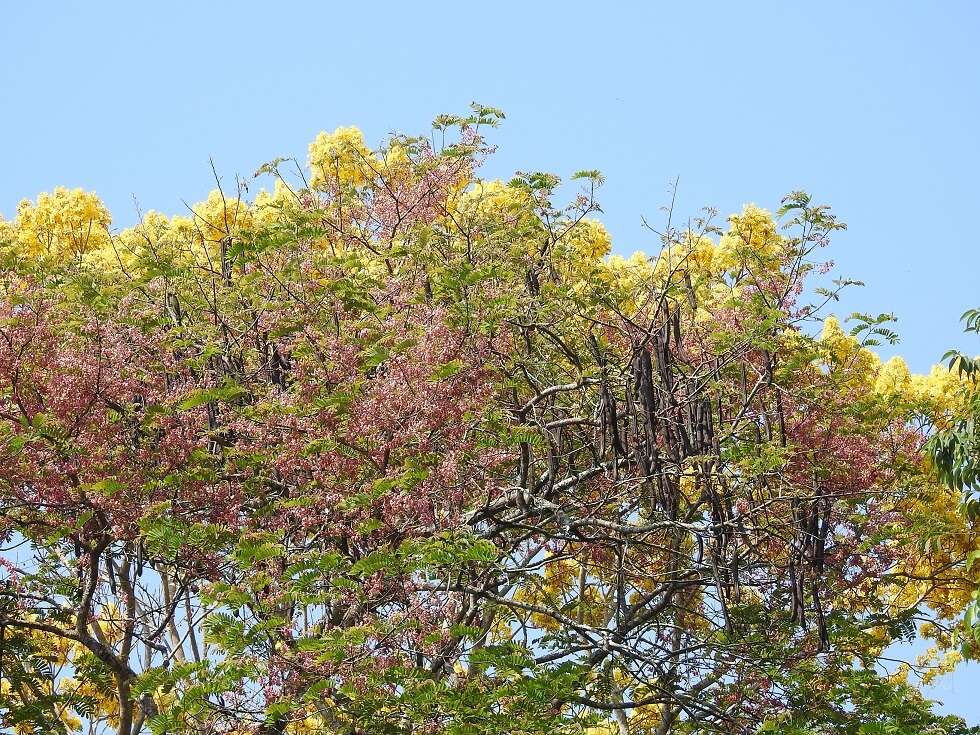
[560,218,612,262]
[818,315,972,421]
[5,181,305,274]
[716,204,784,272]
[603,251,655,291]
[513,554,606,631]
[14,187,112,260]
[252,179,300,229]
[812,318,980,636]
[454,180,539,239]
[190,189,253,244]
[590,206,783,317]
[818,316,883,390]
[551,218,613,283]
[875,355,913,396]
[918,646,964,685]
[0,215,14,246]
[308,126,379,189]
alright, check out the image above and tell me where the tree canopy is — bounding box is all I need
[1,107,978,735]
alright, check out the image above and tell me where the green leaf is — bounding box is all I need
[431,359,464,381]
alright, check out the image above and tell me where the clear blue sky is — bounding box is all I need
[2,0,979,723]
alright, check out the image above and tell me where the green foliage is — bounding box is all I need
[1,108,976,735]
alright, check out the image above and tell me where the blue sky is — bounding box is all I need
[2,0,979,722]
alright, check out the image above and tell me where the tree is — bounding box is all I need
[1,106,977,734]
[927,308,980,665]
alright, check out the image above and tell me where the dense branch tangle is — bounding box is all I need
[1,109,974,735]
[469,277,833,732]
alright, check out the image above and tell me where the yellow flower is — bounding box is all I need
[15,187,112,260]
[603,250,654,285]
[716,204,782,272]
[379,141,417,186]
[819,316,848,352]
[308,126,378,189]
[819,316,881,379]
[552,218,612,280]
[456,180,536,228]
[191,189,253,243]
[655,233,718,279]
[910,364,970,426]
[564,219,612,261]
[917,646,963,684]
[252,179,299,229]
[0,215,14,247]
[679,471,698,501]
[874,355,913,398]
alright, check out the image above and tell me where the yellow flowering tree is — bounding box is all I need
[0,108,977,735]
[14,187,112,260]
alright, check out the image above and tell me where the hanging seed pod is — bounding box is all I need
[107,550,117,596]
[600,381,624,458]
[136,539,144,579]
